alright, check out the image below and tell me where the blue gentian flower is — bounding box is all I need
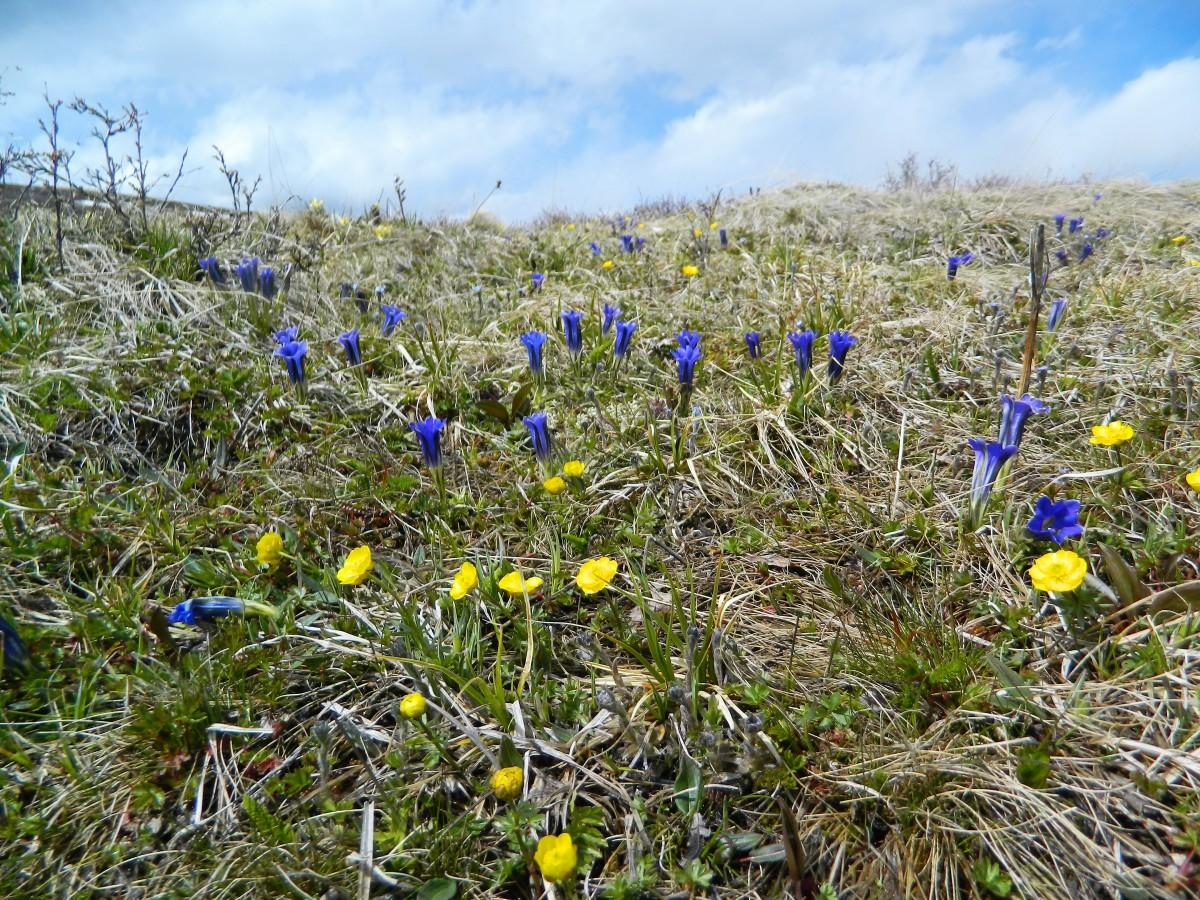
[380,304,406,337]
[602,303,620,335]
[635,236,646,251]
[1095,227,1109,239]
[947,252,975,281]
[1069,217,1083,234]
[788,329,817,378]
[745,331,761,359]
[168,596,245,625]
[260,266,277,299]
[589,242,602,256]
[339,282,352,299]
[676,329,702,350]
[338,329,362,366]
[998,393,1049,449]
[522,412,552,462]
[719,228,728,247]
[827,330,858,384]
[1027,495,1084,544]
[274,340,308,384]
[520,331,548,374]
[967,439,1018,524]
[1078,242,1094,262]
[1055,249,1069,264]
[0,613,28,672]
[1054,213,1065,233]
[1046,297,1068,333]
[531,272,545,291]
[235,257,259,292]
[1093,192,1102,204]
[621,234,634,253]
[612,320,637,357]
[410,416,446,468]
[199,256,224,285]
[273,325,300,344]
[673,343,702,386]
[560,310,584,355]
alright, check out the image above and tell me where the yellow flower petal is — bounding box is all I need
[337,545,373,586]
[1186,467,1200,493]
[1171,234,1189,245]
[543,475,567,495]
[562,460,586,478]
[498,571,542,596]
[399,692,426,719]
[576,556,618,595]
[1029,549,1088,593]
[450,562,478,599]
[256,532,283,568]
[681,264,700,277]
[601,259,615,270]
[1089,420,1134,447]
[534,833,577,883]
[490,766,524,801]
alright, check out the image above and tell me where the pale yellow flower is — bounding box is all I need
[336,545,373,586]
[1089,420,1134,447]
[373,223,393,240]
[1029,549,1088,593]
[449,562,478,600]
[709,221,718,230]
[256,531,283,568]
[337,215,350,226]
[399,692,426,719]
[692,227,702,238]
[308,198,325,213]
[566,223,576,231]
[681,264,700,278]
[498,571,543,596]
[575,556,618,595]
[1186,466,1200,493]
[562,460,586,478]
[490,766,523,801]
[534,833,577,883]
[543,475,567,495]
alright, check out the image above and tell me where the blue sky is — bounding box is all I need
[1,1,1198,221]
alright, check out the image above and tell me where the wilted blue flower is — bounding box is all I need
[199,256,225,285]
[1069,217,1083,234]
[827,330,858,384]
[520,330,548,374]
[1078,242,1094,262]
[410,416,446,468]
[380,304,406,337]
[967,439,1018,524]
[612,320,637,357]
[744,331,761,359]
[635,236,646,251]
[260,266,277,300]
[522,412,552,461]
[788,329,817,378]
[1054,213,1065,233]
[339,282,352,299]
[589,241,602,256]
[719,228,728,247]
[338,329,362,366]
[602,303,620,335]
[1046,297,1068,333]
[235,257,260,292]
[1055,249,1069,264]
[0,613,28,672]
[561,310,584,355]
[673,343,702,386]
[998,393,1049,449]
[1027,495,1084,544]
[947,252,976,281]
[531,272,545,291]
[273,325,300,344]
[621,234,634,253]
[274,339,308,384]
[168,596,244,625]
[676,329,702,350]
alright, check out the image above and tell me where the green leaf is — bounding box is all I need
[1145,580,1200,615]
[1098,543,1150,606]
[510,381,534,420]
[674,758,701,814]
[477,400,510,427]
[417,878,458,900]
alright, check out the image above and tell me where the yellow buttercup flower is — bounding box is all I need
[566,223,576,231]
[399,692,426,719]
[601,259,615,270]
[692,227,702,238]
[575,557,618,595]
[709,221,718,230]
[1186,466,1200,493]
[1029,549,1088,593]
[336,545,373,586]
[373,223,393,240]
[498,571,543,597]
[1089,420,1134,447]
[543,475,567,495]
[256,531,283,568]
[490,766,523,801]
[450,562,478,600]
[637,222,645,229]
[1171,234,1188,245]
[681,264,700,277]
[534,833,577,883]
[562,460,586,478]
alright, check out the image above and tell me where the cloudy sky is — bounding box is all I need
[1,1,1198,221]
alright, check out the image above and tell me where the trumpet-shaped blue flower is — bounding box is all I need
[260,266,277,299]
[1069,217,1083,234]
[1054,213,1065,233]
[531,272,545,291]
[380,304,406,337]
[199,256,224,285]
[273,325,300,344]
[1027,495,1084,544]
[967,439,1018,524]
[1095,227,1109,239]
[745,331,761,359]
[235,257,259,293]
[947,252,976,281]
[1046,297,1068,333]
[520,331,548,374]
[998,393,1049,449]
[274,339,308,384]
[561,310,584,355]
[589,241,602,256]
[1055,249,1069,264]
[827,330,858,383]
[410,416,446,468]
[1078,242,1094,262]
[602,303,620,335]
[635,236,646,251]
[612,320,637,357]
[788,329,817,378]
[522,412,552,461]
[673,343,702,386]
[168,596,278,625]
[0,613,28,672]
[621,234,634,253]
[719,228,728,247]
[676,329,702,350]
[339,329,362,366]
[339,282,352,299]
